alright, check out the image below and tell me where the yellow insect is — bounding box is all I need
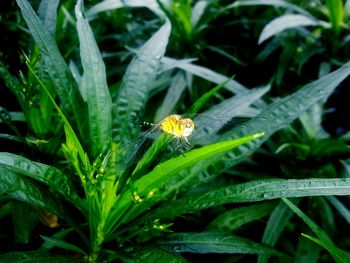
[140,114,195,146]
[158,114,195,145]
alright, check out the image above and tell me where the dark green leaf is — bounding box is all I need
[187,77,233,114]
[113,21,171,144]
[302,234,350,263]
[12,202,38,244]
[195,60,350,182]
[0,251,82,262]
[16,0,88,139]
[295,233,321,263]
[258,199,300,263]
[283,198,350,263]
[108,133,264,230]
[0,152,75,200]
[159,232,287,256]
[326,196,350,224]
[142,178,350,222]
[207,201,277,232]
[0,167,64,217]
[133,247,188,263]
[75,0,112,157]
[134,133,264,195]
[40,236,87,255]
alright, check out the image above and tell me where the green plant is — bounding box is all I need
[230,0,350,94]
[1,0,350,262]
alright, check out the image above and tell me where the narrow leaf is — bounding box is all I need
[326,0,344,35]
[16,0,88,138]
[134,247,188,263]
[134,133,264,195]
[326,196,350,224]
[142,178,350,223]
[108,133,264,229]
[295,236,321,263]
[194,60,350,182]
[258,199,300,263]
[155,71,187,122]
[282,198,333,244]
[12,202,38,244]
[258,14,320,44]
[192,86,269,144]
[207,201,277,232]
[228,0,312,17]
[75,0,112,156]
[161,57,249,94]
[113,21,171,144]
[283,198,350,263]
[187,77,232,114]
[302,234,350,263]
[191,1,209,27]
[87,0,163,19]
[159,232,287,256]
[38,0,59,35]
[0,251,82,262]
[40,236,87,255]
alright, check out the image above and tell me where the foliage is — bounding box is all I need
[1,0,350,262]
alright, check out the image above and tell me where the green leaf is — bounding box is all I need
[207,201,277,232]
[142,178,350,223]
[302,234,350,263]
[0,167,64,217]
[228,0,312,17]
[113,20,171,144]
[158,232,287,256]
[194,59,350,181]
[192,86,269,143]
[161,57,249,94]
[206,45,247,66]
[187,77,233,114]
[191,1,209,27]
[40,236,87,255]
[87,0,163,19]
[133,247,188,263]
[155,71,187,122]
[258,199,300,263]
[0,251,82,262]
[282,198,333,244]
[134,133,264,195]
[16,0,88,139]
[283,198,350,263]
[41,227,76,251]
[294,236,321,263]
[0,152,75,199]
[38,0,59,35]
[75,0,112,157]
[12,202,38,244]
[107,133,264,232]
[258,14,321,44]
[326,196,350,224]
[326,0,344,35]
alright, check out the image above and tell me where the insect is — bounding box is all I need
[119,112,253,169]
[142,114,195,145]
